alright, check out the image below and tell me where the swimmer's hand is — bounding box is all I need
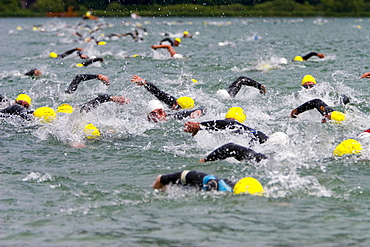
[131,75,147,85]
[151,45,157,50]
[152,175,167,192]
[199,158,205,163]
[76,47,84,51]
[317,53,325,58]
[97,74,110,86]
[290,109,299,118]
[260,85,266,95]
[360,72,370,78]
[110,96,130,105]
[184,121,201,136]
[190,109,202,119]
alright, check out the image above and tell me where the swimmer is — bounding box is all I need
[150,44,182,59]
[131,75,195,110]
[184,106,269,144]
[152,170,264,196]
[24,68,42,77]
[293,52,325,61]
[218,76,266,97]
[0,94,33,120]
[65,74,110,94]
[49,48,84,59]
[199,142,267,163]
[182,31,192,38]
[145,100,206,123]
[76,57,103,67]
[290,98,346,123]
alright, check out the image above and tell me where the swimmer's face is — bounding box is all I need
[302,81,315,89]
[16,100,30,109]
[148,108,167,122]
[174,40,180,46]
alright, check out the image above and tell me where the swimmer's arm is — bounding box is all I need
[360,72,370,78]
[227,76,266,97]
[143,82,177,108]
[292,98,332,117]
[59,48,83,58]
[65,74,109,94]
[171,107,206,120]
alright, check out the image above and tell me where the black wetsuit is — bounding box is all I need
[58,48,80,58]
[296,98,334,116]
[160,38,175,46]
[199,119,269,144]
[227,76,264,97]
[203,142,267,163]
[24,68,38,76]
[160,170,235,192]
[79,94,112,113]
[79,57,103,67]
[301,52,320,61]
[0,104,33,120]
[65,74,101,94]
[168,107,206,120]
[143,81,179,108]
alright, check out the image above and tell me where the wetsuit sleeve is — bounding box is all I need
[199,119,268,144]
[296,98,334,116]
[79,94,111,113]
[160,170,207,188]
[160,38,174,46]
[203,142,267,163]
[0,104,33,120]
[143,81,177,108]
[81,57,103,67]
[25,69,37,76]
[227,76,264,97]
[301,52,318,61]
[170,106,206,120]
[65,74,99,94]
[59,48,79,58]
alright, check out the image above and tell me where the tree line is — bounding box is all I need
[2,0,370,17]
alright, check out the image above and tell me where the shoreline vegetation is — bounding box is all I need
[2,1,370,18]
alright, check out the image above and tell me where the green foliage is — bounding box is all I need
[0,0,22,13]
[106,2,126,12]
[31,0,66,13]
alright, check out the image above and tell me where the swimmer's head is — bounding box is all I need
[49,52,58,58]
[33,106,56,123]
[329,111,346,123]
[333,139,362,157]
[146,100,164,115]
[301,74,317,88]
[233,177,264,196]
[76,63,84,67]
[293,56,304,61]
[57,103,74,114]
[176,96,194,109]
[97,41,106,45]
[174,38,182,45]
[173,54,184,60]
[84,123,101,139]
[15,94,32,108]
[146,100,167,122]
[225,106,246,123]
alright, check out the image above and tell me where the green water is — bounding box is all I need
[1,17,370,246]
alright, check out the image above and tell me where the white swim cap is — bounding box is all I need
[173,54,184,59]
[146,100,164,114]
[267,132,289,146]
[216,89,230,98]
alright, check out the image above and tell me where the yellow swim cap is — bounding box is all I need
[293,56,304,61]
[301,74,317,85]
[183,31,189,35]
[76,63,84,67]
[333,139,362,157]
[225,106,246,123]
[84,123,101,139]
[330,111,346,123]
[49,52,58,58]
[33,107,56,123]
[97,41,106,45]
[16,94,32,106]
[177,96,194,109]
[174,37,182,43]
[233,177,264,196]
[57,103,74,114]
[191,79,198,83]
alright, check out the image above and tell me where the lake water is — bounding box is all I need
[1,16,370,246]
